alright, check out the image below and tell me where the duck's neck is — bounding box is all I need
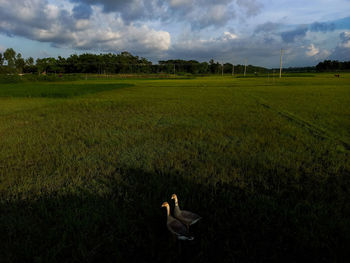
[165,205,170,217]
[174,198,179,207]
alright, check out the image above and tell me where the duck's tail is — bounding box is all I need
[177,235,194,241]
[190,217,202,225]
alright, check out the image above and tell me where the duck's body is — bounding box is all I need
[171,194,202,228]
[161,202,194,241]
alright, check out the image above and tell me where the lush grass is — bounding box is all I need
[0,74,349,262]
[0,82,133,98]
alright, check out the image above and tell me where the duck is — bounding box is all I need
[171,194,202,229]
[161,202,194,240]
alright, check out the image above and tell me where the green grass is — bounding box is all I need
[0,74,349,262]
[0,82,133,98]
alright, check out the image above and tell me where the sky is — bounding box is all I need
[0,0,349,67]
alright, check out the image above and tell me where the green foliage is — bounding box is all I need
[15,53,25,73]
[0,74,23,83]
[3,48,16,69]
[0,53,4,66]
[0,74,349,262]
[0,47,272,75]
[316,60,350,72]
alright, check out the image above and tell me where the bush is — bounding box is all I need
[0,74,22,84]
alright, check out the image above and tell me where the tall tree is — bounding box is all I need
[4,48,16,69]
[15,53,25,73]
[0,53,4,66]
[25,57,34,66]
[0,53,4,73]
[23,57,37,73]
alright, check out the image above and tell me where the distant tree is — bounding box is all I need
[223,63,233,74]
[36,57,58,74]
[0,52,4,66]
[56,56,66,73]
[25,57,34,66]
[198,62,209,74]
[4,48,16,69]
[2,47,278,76]
[0,53,4,73]
[209,59,220,74]
[315,60,350,72]
[15,53,25,73]
[23,57,37,73]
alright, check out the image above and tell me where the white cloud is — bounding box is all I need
[0,0,171,55]
[223,32,238,40]
[340,31,350,48]
[306,44,319,56]
[330,31,350,60]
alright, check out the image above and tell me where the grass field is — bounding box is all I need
[0,74,349,262]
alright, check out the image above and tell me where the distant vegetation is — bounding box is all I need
[1,47,349,77]
[315,60,350,72]
[0,48,267,75]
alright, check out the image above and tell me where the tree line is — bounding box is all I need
[315,60,350,72]
[0,48,267,75]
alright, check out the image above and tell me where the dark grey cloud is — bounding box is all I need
[281,26,308,43]
[254,22,279,33]
[278,17,349,44]
[256,18,343,43]
[310,22,335,32]
[73,3,93,19]
[69,0,262,29]
[69,0,164,23]
[333,16,350,30]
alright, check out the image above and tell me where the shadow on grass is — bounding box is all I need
[0,167,349,262]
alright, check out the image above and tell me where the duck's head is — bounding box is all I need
[161,202,170,216]
[171,194,179,205]
[161,202,169,208]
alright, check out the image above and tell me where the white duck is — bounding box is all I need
[171,194,202,229]
[161,202,194,240]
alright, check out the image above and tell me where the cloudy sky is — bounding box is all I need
[0,0,349,67]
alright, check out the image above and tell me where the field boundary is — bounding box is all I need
[251,95,350,151]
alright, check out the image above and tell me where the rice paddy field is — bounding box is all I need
[0,74,349,262]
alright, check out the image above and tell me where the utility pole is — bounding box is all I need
[174,64,176,75]
[232,63,234,76]
[222,62,224,76]
[244,59,247,77]
[279,48,284,78]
